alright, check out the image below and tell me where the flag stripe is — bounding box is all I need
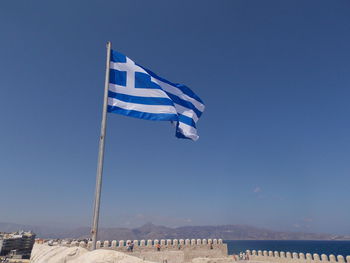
[108,91,175,106]
[174,103,199,122]
[108,97,177,115]
[139,65,204,104]
[165,92,203,118]
[108,106,178,121]
[109,84,169,98]
[178,114,196,128]
[151,76,205,112]
[176,121,199,141]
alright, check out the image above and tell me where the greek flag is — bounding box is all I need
[107,50,205,141]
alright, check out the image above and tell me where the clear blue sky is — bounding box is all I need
[1,0,349,235]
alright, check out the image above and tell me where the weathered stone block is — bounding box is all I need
[321,254,328,262]
[329,255,336,263]
[337,255,345,263]
[79,241,86,248]
[96,240,101,249]
[111,240,117,248]
[314,253,321,261]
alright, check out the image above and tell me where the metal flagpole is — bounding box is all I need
[91,41,112,250]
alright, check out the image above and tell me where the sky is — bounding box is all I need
[0,0,350,235]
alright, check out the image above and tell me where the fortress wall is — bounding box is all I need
[246,250,350,263]
[61,238,223,249]
[55,238,227,263]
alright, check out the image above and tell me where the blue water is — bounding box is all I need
[225,240,350,257]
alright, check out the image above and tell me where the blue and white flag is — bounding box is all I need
[107,50,205,141]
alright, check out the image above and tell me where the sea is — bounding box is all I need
[225,240,350,257]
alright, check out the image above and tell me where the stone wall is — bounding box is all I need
[246,249,350,263]
[56,238,227,263]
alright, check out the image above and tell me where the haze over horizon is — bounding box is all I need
[1,0,350,235]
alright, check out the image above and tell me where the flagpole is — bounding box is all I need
[91,41,111,250]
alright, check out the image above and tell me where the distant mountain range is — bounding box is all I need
[1,222,349,241]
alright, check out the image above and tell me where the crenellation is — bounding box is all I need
[306,253,312,261]
[41,241,350,263]
[111,240,117,248]
[321,254,328,262]
[87,241,92,250]
[39,241,350,263]
[338,256,345,263]
[314,254,321,261]
[104,240,110,248]
[329,255,336,263]
[247,248,350,263]
[96,240,101,249]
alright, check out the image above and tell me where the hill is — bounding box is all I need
[1,222,349,240]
